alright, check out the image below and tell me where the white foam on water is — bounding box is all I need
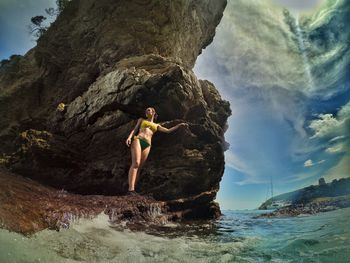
[0,212,252,263]
[2,208,348,262]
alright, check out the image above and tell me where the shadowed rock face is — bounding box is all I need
[0,0,230,232]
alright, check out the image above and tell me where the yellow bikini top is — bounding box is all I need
[140,119,159,133]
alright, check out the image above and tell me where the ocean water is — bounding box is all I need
[0,208,349,263]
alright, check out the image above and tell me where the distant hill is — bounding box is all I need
[259,177,350,209]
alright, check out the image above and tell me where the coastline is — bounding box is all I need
[254,194,350,218]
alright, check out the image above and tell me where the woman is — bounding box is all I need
[125,107,189,196]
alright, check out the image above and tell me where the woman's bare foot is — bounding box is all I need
[127,190,139,196]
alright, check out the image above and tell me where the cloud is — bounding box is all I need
[224,150,248,173]
[305,0,350,98]
[304,159,313,167]
[206,0,350,100]
[338,99,350,118]
[308,113,342,139]
[325,144,345,154]
[209,0,307,94]
[287,170,320,183]
[323,154,350,181]
[196,0,349,152]
[194,0,349,200]
[304,159,325,167]
[329,135,346,142]
[326,135,348,154]
[307,100,350,180]
[308,100,350,140]
[224,148,265,185]
[271,0,324,12]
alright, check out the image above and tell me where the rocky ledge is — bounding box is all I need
[0,167,163,236]
[0,0,230,235]
[0,167,223,236]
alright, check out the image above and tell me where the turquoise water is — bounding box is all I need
[1,208,349,262]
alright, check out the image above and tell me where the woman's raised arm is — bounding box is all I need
[157,122,189,133]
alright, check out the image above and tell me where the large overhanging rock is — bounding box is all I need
[0,0,230,229]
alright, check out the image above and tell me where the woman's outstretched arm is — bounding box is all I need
[157,122,189,133]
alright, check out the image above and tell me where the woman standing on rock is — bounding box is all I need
[125,107,189,196]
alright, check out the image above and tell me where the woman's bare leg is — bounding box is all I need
[128,138,141,191]
[135,146,151,187]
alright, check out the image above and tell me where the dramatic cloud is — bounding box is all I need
[308,113,342,139]
[309,100,350,140]
[197,0,350,100]
[205,0,306,94]
[306,0,350,98]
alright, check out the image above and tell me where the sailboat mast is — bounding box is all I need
[270,176,274,202]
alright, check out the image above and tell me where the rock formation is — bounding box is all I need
[0,0,231,234]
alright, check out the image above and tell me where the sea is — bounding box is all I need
[0,207,349,263]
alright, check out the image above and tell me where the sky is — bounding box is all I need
[0,0,56,59]
[194,0,350,209]
[1,0,349,210]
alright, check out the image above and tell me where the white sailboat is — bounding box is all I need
[264,177,290,209]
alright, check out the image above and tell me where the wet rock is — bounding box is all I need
[0,167,170,236]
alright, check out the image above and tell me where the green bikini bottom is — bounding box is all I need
[134,135,151,150]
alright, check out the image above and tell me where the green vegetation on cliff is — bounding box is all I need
[259,177,350,209]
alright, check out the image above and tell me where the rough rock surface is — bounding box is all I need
[0,0,230,234]
[0,167,171,236]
